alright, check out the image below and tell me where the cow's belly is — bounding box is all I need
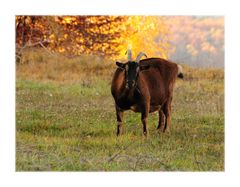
[149,105,161,113]
[130,104,161,113]
[130,105,141,112]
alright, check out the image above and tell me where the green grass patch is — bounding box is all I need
[16,53,224,171]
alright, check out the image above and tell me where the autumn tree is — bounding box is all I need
[120,16,170,59]
[16,16,57,62]
[53,16,128,57]
[16,16,171,61]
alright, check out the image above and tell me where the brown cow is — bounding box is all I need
[111,51,183,136]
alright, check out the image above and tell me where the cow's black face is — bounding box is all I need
[125,61,139,89]
[116,61,150,89]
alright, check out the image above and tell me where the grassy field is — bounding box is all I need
[16,49,224,171]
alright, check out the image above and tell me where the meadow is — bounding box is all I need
[16,49,224,171]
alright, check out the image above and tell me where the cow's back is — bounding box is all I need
[139,58,178,105]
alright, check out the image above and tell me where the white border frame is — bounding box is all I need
[1,0,240,187]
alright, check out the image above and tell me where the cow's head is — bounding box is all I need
[116,51,149,89]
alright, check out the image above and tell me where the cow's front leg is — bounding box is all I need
[141,103,150,136]
[115,105,124,136]
[157,109,165,130]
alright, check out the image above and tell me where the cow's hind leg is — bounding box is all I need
[162,98,172,132]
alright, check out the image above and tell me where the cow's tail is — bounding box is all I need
[177,64,184,79]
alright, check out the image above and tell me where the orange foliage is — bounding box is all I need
[16,16,170,59]
[119,16,170,59]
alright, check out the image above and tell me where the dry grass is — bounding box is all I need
[17,49,224,83]
[17,48,115,84]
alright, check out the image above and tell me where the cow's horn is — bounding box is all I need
[136,52,147,63]
[125,49,132,61]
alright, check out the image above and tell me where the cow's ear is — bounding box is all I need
[116,62,126,69]
[140,64,150,71]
